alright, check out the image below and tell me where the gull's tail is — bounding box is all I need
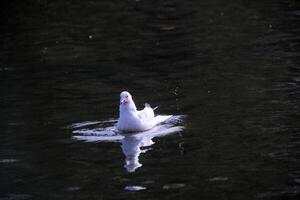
[145,103,158,111]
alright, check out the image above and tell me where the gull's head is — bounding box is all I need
[120,91,133,105]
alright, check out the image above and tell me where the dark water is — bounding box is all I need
[1,0,300,199]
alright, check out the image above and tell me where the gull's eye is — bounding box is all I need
[125,95,128,98]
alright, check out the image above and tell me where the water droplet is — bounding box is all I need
[163,183,185,190]
[0,159,18,163]
[173,87,179,95]
[0,67,14,71]
[124,185,146,191]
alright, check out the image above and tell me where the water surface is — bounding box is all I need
[70,115,184,173]
[1,0,300,199]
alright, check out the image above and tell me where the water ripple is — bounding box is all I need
[69,115,185,172]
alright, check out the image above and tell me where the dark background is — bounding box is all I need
[1,0,300,199]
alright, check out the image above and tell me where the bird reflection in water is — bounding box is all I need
[71,116,184,172]
[121,133,153,172]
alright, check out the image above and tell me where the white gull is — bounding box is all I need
[116,91,171,132]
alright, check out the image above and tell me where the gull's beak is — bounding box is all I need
[120,99,128,105]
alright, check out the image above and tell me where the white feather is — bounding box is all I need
[116,91,172,132]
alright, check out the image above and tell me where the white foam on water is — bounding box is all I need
[69,115,185,172]
[124,185,146,191]
[67,119,117,129]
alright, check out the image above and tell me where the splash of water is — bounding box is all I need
[69,115,185,172]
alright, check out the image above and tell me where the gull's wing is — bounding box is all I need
[137,103,172,125]
[137,103,155,121]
